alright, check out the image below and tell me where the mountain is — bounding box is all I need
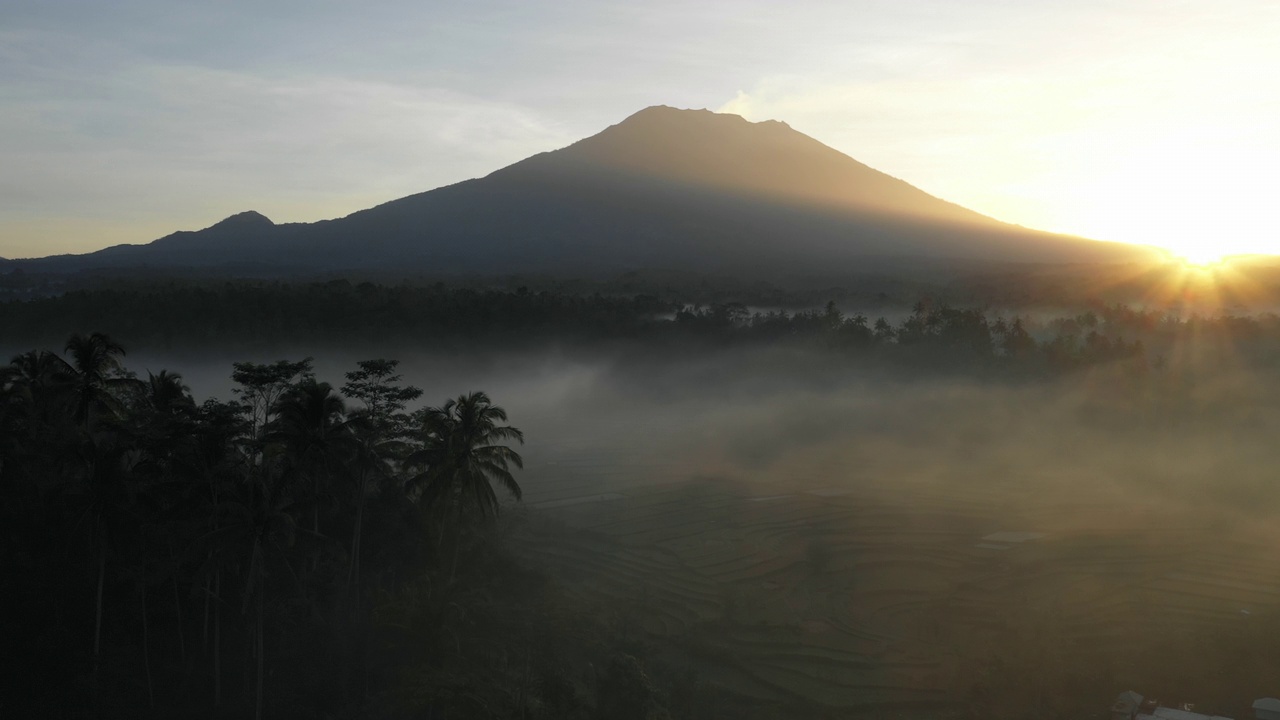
[5,106,1161,277]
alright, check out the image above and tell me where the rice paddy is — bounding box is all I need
[512,441,1280,718]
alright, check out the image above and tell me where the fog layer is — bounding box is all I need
[115,341,1280,717]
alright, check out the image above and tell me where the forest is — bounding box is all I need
[7,278,1277,370]
[1,337,739,719]
[5,282,1280,719]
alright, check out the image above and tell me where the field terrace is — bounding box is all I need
[509,436,1280,719]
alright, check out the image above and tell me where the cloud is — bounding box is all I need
[0,63,574,255]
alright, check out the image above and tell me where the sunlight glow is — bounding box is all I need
[1124,254,1270,316]
[1177,247,1228,267]
[1048,130,1279,265]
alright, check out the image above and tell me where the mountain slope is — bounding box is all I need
[7,106,1160,277]
[507,106,993,225]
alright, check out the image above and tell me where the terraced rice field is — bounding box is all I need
[511,441,1280,718]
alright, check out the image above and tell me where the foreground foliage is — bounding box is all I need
[0,343,710,719]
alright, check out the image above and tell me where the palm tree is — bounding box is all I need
[407,391,524,519]
[407,392,523,581]
[267,378,352,540]
[5,352,80,508]
[269,379,349,461]
[64,332,135,431]
[83,437,144,700]
[145,370,196,415]
[57,335,142,698]
[10,348,74,391]
[9,349,74,430]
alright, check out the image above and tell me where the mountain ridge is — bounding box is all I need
[2,106,1160,277]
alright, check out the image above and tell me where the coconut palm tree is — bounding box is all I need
[267,378,352,541]
[82,437,144,700]
[407,391,524,520]
[56,335,143,698]
[9,349,74,429]
[145,370,196,415]
[64,332,135,431]
[10,348,74,391]
[269,379,349,460]
[406,392,523,582]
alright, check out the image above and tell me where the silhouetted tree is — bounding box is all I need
[342,358,422,440]
[408,392,524,582]
[408,391,524,519]
[64,332,135,430]
[268,378,351,540]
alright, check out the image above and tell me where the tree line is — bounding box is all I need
[0,335,709,719]
[670,300,1150,373]
[0,280,1206,373]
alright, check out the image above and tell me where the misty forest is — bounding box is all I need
[6,274,1280,720]
[4,101,1280,720]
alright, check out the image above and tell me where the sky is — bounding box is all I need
[2,0,1278,262]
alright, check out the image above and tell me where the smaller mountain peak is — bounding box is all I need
[210,210,274,230]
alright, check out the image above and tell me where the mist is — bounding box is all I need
[106,336,1280,718]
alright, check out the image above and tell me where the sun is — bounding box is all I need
[1170,244,1227,267]
[1045,128,1278,269]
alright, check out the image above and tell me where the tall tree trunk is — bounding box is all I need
[213,571,222,708]
[518,646,532,720]
[170,542,186,663]
[311,459,328,572]
[141,580,154,709]
[201,575,210,653]
[449,524,460,585]
[312,500,320,572]
[210,480,221,707]
[348,472,366,597]
[255,590,265,720]
[92,520,107,697]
